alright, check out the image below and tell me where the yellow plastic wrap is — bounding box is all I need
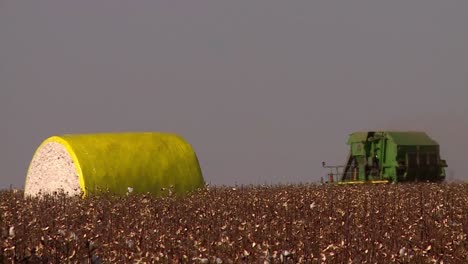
[25,132,205,197]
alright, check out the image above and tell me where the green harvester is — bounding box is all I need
[323,131,448,184]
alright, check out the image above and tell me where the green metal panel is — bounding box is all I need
[351,142,365,156]
[347,132,368,144]
[386,132,438,146]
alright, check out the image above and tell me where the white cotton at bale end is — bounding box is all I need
[24,142,81,197]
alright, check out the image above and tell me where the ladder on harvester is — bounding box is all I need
[341,153,355,181]
[322,153,357,183]
[321,161,345,183]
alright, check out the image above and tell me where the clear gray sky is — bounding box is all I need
[1,0,467,188]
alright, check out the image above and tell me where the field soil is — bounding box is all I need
[1,183,467,263]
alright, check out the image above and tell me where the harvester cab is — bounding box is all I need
[323,131,448,184]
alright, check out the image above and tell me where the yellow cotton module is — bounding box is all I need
[24,132,205,198]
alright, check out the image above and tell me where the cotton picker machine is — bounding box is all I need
[322,131,447,184]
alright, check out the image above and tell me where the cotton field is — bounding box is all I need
[1,183,467,263]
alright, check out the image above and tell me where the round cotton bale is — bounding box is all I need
[24,132,205,198]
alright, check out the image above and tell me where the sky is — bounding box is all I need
[1,0,467,189]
